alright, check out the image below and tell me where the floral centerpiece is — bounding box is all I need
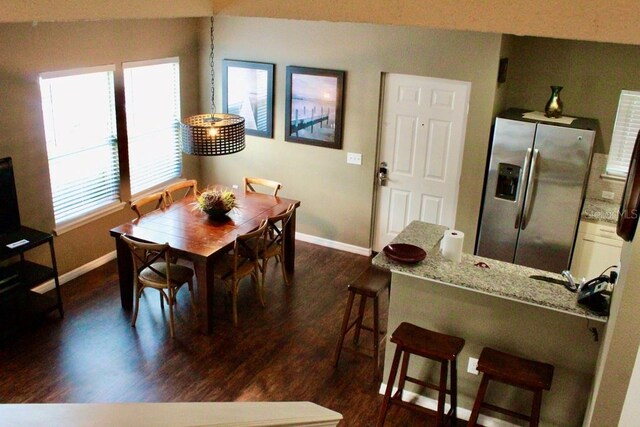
[195,188,238,218]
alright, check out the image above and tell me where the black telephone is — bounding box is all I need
[577,271,617,316]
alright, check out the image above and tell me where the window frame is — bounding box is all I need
[606,90,640,178]
[39,64,124,235]
[123,56,183,198]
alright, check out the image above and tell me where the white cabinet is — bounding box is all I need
[571,220,623,279]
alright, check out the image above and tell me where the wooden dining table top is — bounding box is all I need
[110,189,300,261]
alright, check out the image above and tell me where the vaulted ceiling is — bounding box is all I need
[1,0,638,45]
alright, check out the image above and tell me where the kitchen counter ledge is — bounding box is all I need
[372,221,607,323]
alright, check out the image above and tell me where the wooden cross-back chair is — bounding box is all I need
[214,219,268,327]
[244,177,282,197]
[164,179,198,206]
[129,191,166,220]
[120,234,197,338]
[260,203,296,291]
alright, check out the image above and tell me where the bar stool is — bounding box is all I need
[467,347,554,427]
[377,322,465,427]
[333,265,391,380]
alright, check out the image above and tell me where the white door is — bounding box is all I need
[373,73,470,251]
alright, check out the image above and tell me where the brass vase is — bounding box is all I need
[544,86,564,118]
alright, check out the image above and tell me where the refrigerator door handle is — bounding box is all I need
[521,148,539,230]
[514,148,533,229]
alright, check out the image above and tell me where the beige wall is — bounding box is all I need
[0,19,201,273]
[201,16,501,250]
[504,36,640,154]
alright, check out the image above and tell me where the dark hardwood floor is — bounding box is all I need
[0,241,460,426]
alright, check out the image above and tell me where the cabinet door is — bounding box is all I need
[571,222,623,279]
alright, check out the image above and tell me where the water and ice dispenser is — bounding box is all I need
[495,163,521,201]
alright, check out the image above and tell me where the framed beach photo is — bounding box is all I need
[285,66,345,149]
[222,60,274,138]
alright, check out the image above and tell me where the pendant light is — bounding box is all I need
[181,17,245,156]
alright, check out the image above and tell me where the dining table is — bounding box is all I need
[109,188,300,334]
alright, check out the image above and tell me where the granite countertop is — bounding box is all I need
[581,198,619,224]
[372,221,608,322]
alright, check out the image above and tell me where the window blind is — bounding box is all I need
[606,90,640,177]
[123,57,182,196]
[39,66,120,225]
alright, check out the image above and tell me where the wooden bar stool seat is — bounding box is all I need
[377,322,465,427]
[333,265,391,380]
[467,347,554,427]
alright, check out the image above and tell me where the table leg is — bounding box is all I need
[194,258,215,334]
[284,208,297,272]
[115,235,133,310]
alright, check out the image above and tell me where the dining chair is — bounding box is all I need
[120,234,197,338]
[214,219,268,327]
[129,191,166,220]
[259,203,296,294]
[243,177,282,197]
[164,179,198,206]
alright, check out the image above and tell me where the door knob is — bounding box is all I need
[378,162,388,186]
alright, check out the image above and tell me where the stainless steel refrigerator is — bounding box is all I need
[476,109,597,273]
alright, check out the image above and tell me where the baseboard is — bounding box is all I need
[295,232,371,256]
[32,251,117,294]
[377,383,518,427]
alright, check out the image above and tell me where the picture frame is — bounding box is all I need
[222,59,274,138]
[285,66,345,149]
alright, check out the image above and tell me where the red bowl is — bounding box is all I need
[383,243,427,264]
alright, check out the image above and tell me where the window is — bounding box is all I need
[124,57,182,195]
[39,66,120,227]
[606,90,640,177]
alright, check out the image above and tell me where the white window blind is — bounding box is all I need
[39,66,120,226]
[124,57,182,196]
[606,90,640,177]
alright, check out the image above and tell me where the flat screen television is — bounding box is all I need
[0,157,21,234]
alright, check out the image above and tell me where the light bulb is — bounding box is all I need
[208,127,218,137]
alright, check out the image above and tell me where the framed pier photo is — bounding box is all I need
[285,66,345,149]
[222,59,274,138]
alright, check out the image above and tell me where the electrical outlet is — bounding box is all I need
[601,190,615,200]
[467,357,479,375]
[347,152,362,165]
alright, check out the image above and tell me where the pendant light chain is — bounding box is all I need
[210,16,216,113]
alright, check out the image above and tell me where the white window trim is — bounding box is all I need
[40,64,116,80]
[122,56,180,69]
[606,90,640,177]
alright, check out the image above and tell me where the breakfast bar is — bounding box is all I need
[372,221,607,426]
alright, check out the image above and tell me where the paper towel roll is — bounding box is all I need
[441,230,464,263]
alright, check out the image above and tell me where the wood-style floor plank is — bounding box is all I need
[0,241,463,426]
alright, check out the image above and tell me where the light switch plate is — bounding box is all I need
[467,357,479,375]
[602,190,615,200]
[347,152,362,165]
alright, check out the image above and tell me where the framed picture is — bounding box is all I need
[222,59,274,138]
[285,66,345,149]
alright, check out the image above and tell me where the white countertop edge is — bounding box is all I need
[391,268,607,323]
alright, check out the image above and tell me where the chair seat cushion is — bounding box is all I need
[140,262,194,286]
[214,253,257,280]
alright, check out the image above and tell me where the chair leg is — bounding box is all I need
[159,289,164,309]
[131,284,143,327]
[395,351,411,400]
[377,345,403,427]
[187,279,198,316]
[168,288,176,338]
[467,374,490,426]
[353,295,367,345]
[232,282,239,327]
[531,389,543,427]
[253,269,265,307]
[279,251,290,285]
[333,291,356,367]
[372,295,381,380]
[450,357,458,425]
[436,360,449,427]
